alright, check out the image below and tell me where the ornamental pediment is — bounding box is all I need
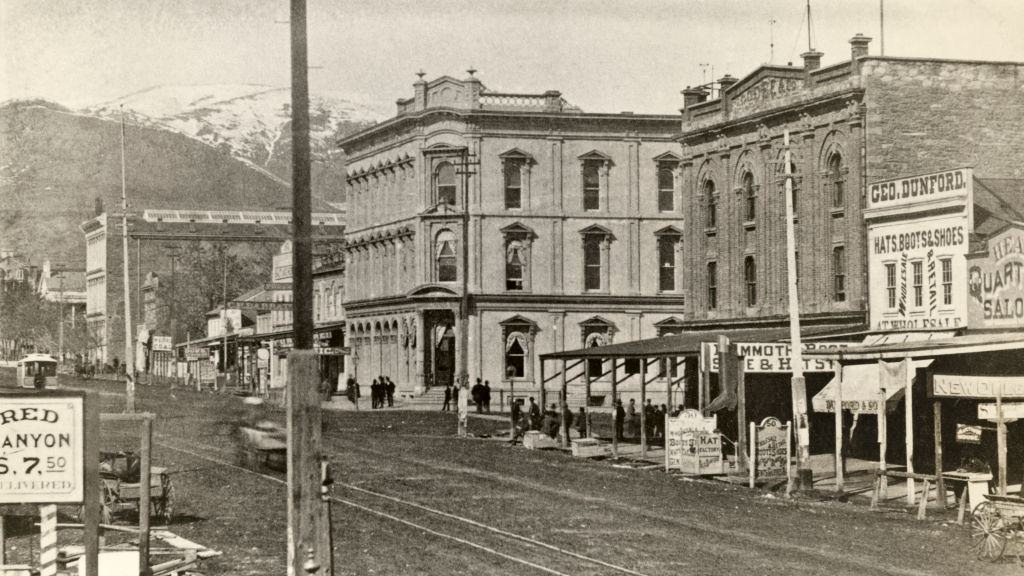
[577,149,612,163]
[498,147,535,162]
[728,67,805,118]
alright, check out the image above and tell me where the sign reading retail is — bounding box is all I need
[932,374,1024,399]
[665,410,722,475]
[867,167,972,211]
[977,403,1024,421]
[967,224,1024,328]
[0,392,85,504]
[706,341,857,373]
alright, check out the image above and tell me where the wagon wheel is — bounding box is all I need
[155,475,174,524]
[971,501,1007,561]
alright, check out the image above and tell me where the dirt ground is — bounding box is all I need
[2,374,1021,575]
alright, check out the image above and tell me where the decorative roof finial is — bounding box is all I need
[467,67,477,78]
[415,70,426,80]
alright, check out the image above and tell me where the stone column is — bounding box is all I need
[599,161,611,213]
[521,162,532,211]
[599,236,611,293]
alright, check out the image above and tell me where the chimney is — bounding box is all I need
[800,50,824,71]
[543,90,563,112]
[681,86,708,109]
[413,70,427,111]
[717,74,738,94]
[849,33,872,60]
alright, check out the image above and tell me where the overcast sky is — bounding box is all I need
[3,0,1024,114]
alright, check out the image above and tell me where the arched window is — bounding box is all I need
[704,180,717,229]
[506,241,525,291]
[435,162,456,205]
[742,172,756,221]
[744,256,757,306]
[504,161,522,210]
[435,230,457,282]
[583,161,601,211]
[505,333,527,378]
[827,153,845,208]
[657,167,674,212]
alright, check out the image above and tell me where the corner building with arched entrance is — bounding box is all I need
[339,72,684,403]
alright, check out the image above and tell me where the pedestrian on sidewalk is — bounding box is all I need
[346,377,360,410]
[482,380,492,413]
[452,383,460,411]
[527,397,541,431]
[442,383,452,411]
[472,378,484,413]
[576,407,587,438]
[386,377,395,407]
[656,404,667,443]
[626,399,637,440]
[371,378,380,409]
[542,403,560,439]
[509,400,524,445]
[614,400,625,441]
[643,399,656,440]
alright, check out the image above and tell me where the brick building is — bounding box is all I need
[339,73,683,401]
[675,34,1024,333]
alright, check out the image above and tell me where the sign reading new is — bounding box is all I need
[0,392,85,504]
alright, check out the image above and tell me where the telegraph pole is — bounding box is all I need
[784,131,812,490]
[287,0,331,574]
[120,106,136,413]
[53,264,66,364]
[455,143,478,437]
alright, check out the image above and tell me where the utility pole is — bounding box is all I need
[769,18,777,63]
[880,0,885,55]
[164,244,181,353]
[454,142,479,438]
[221,244,229,389]
[784,131,812,490]
[53,264,66,365]
[287,0,331,574]
[120,106,135,413]
[806,0,814,52]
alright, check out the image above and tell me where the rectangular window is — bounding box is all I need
[658,238,676,292]
[941,258,953,305]
[707,262,717,310]
[504,161,522,210]
[657,167,674,212]
[584,238,601,291]
[886,263,897,308]
[583,161,600,211]
[706,195,717,228]
[912,260,923,307]
[506,243,524,291]
[624,358,641,375]
[744,256,757,306]
[833,246,846,302]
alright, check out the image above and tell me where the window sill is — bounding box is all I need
[830,208,845,218]
[743,220,756,230]
[704,227,718,236]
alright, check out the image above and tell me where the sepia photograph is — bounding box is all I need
[2,1,1024,574]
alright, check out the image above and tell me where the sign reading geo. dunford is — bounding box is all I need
[932,374,1024,399]
[867,167,971,211]
[0,393,85,504]
[968,224,1024,328]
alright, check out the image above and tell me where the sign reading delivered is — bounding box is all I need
[0,392,85,504]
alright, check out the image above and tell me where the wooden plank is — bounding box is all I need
[835,360,844,492]
[905,358,915,506]
[560,359,568,449]
[735,343,747,472]
[640,361,647,459]
[84,392,100,576]
[140,417,153,576]
[611,359,619,458]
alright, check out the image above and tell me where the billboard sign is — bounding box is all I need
[967,224,1024,328]
[0,392,85,504]
[867,167,972,212]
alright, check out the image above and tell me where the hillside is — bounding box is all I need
[86,84,385,201]
[0,100,292,264]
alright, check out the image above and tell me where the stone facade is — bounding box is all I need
[340,74,684,401]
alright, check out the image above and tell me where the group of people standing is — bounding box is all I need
[440,378,493,412]
[371,376,396,409]
[613,398,668,442]
[509,397,588,444]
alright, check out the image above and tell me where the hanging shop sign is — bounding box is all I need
[184,347,209,361]
[977,403,1024,421]
[0,392,85,504]
[867,167,972,211]
[152,336,173,352]
[867,212,969,331]
[706,341,857,373]
[256,348,270,369]
[748,417,790,486]
[967,224,1024,329]
[955,424,982,445]
[665,409,722,475]
[932,374,1024,399]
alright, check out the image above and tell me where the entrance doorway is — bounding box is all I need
[423,309,456,390]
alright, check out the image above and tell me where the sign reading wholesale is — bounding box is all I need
[706,341,857,373]
[865,168,973,332]
[0,392,85,504]
[968,223,1024,328]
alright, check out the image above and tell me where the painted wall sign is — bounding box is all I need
[706,341,857,373]
[968,224,1024,328]
[932,374,1024,399]
[868,213,969,331]
[867,168,972,211]
[977,402,1024,421]
[0,393,85,504]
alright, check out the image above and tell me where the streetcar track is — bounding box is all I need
[154,436,652,576]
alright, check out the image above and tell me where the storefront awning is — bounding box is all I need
[812,360,933,413]
[805,331,1024,361]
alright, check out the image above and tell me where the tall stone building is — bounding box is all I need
[339,73,682,398]
[675,34,1024,332]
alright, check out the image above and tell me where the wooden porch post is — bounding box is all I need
[611,357,619,458]
[931,367,947,507]
[560,359,569,449]
[584,356,592,438]
[640,359,647,458]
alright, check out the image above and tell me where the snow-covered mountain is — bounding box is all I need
[85,84,388,189]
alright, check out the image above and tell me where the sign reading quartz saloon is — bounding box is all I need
[0,392,85,504]
[866,168,973,332]
[968,223,1024,328]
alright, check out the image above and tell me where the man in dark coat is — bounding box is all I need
[527,397,541,431]
[482,381,492,413]
[614,400,625,441]
[509,400,523,445]
[472,378,484,413]
[542,404,560,439]
[576,407,588,438]
[386,377,396,407]
[442,384,452,411]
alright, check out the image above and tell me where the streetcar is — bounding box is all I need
[16,353,59,388]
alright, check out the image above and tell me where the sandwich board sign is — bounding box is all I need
[0,391,85,503]
[665,409,722,475]
[748,417,791,487]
